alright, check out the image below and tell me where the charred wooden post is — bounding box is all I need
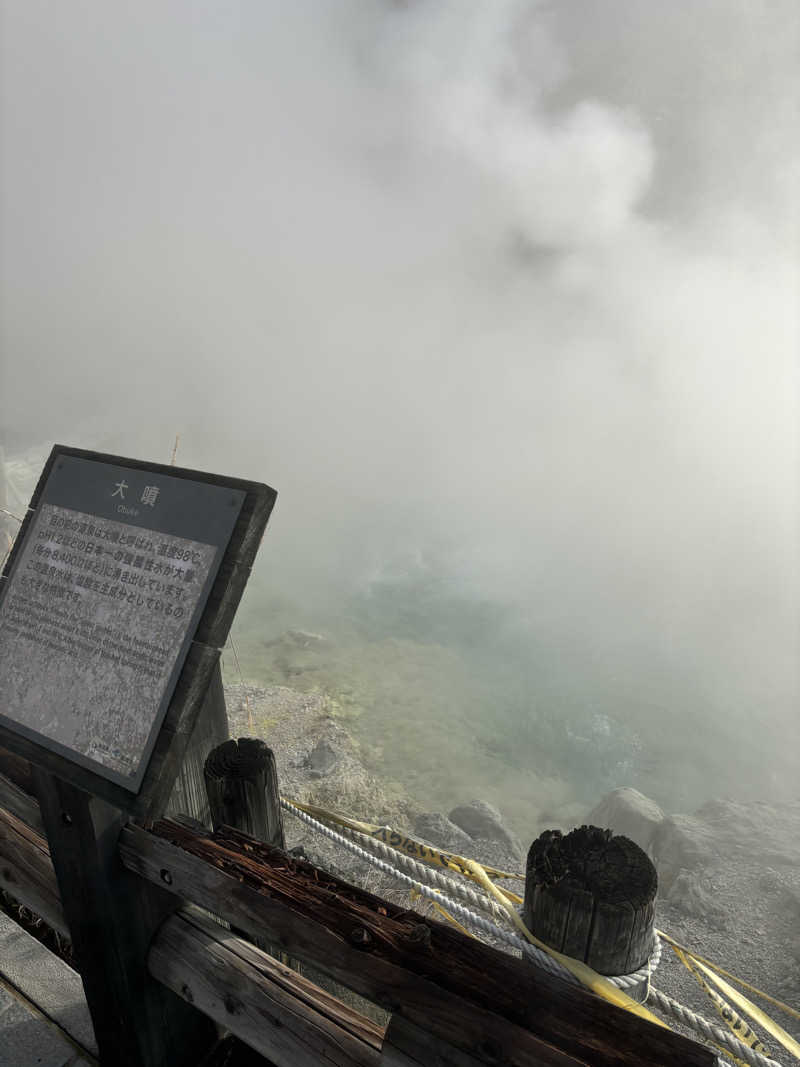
[204,737,284,848]
[166,661,230,828]
[524,825,657,999]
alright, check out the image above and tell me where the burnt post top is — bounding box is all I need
[0,445,276,817]
[524,825,658,977]
[527,825,657,907]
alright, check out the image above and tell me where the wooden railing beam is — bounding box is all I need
[32,770,217,1067]
[150,907,382,1067]
[119,818,715,1067]
[0,749,717,1067]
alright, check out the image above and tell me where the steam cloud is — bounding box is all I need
[1,1,797,801]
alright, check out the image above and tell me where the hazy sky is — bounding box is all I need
[1,2,798,777]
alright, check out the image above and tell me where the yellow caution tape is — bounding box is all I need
[462,857,673,1031]
[657,929,800,1025]
[691,957,800,1062]
[284,798,524,902]
[430,899,476,937]
[410,886,477,939]
[671,945,770,1057]
[663,931,800,1063]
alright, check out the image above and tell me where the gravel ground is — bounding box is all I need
[225,683,800,1066]
[651,862,800,1063]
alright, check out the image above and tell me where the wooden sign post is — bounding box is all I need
[0,445,276,1067]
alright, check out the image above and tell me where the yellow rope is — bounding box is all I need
[286,798,523,892]
[462,857,672,1030]
[656,930,800,1024]
[671,944,770,1057]
[410,887,477,939]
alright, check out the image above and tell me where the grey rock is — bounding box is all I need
[666,868,728,929]
[287,629,329,649]
[758,867,782,893]
[650,797,800,896]
[449,799,502,834]
[414,812,474,853]
[586,787,665,855]
[306,739,339,778]
[693,798,800,868]
[780,884,800,923]
[448,800,523,859]
[265,629,329,650]
[651,814,721,892]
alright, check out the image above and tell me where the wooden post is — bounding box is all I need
[523,825,657,1000]
[32,768,218,1067]
[166,661,230,828]
[204,737,284,847]
[204,737,285,956]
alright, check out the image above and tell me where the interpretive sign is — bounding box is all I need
[0,446,275,812]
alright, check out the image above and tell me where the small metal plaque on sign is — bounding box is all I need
[0,449,273,806]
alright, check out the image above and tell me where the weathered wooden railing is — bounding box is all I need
[0,750,717,1067]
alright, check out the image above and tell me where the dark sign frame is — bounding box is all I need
[0,445,276,819]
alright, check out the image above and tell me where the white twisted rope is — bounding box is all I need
[281,799,787,1067]
[648,988,785,1067]
[325,818,512,924]
[282,799,658,989]
[281,802,657,981]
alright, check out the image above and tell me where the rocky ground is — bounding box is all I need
[587,788,800,1061]
[226,682,800,1064]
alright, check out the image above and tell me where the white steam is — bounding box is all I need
[1,1,797,798]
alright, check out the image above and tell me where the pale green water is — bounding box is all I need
[221,560,781,843]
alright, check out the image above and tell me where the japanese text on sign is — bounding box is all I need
[0,503,218,778]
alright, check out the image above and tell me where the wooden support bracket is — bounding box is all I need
[32,769,218,1067]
